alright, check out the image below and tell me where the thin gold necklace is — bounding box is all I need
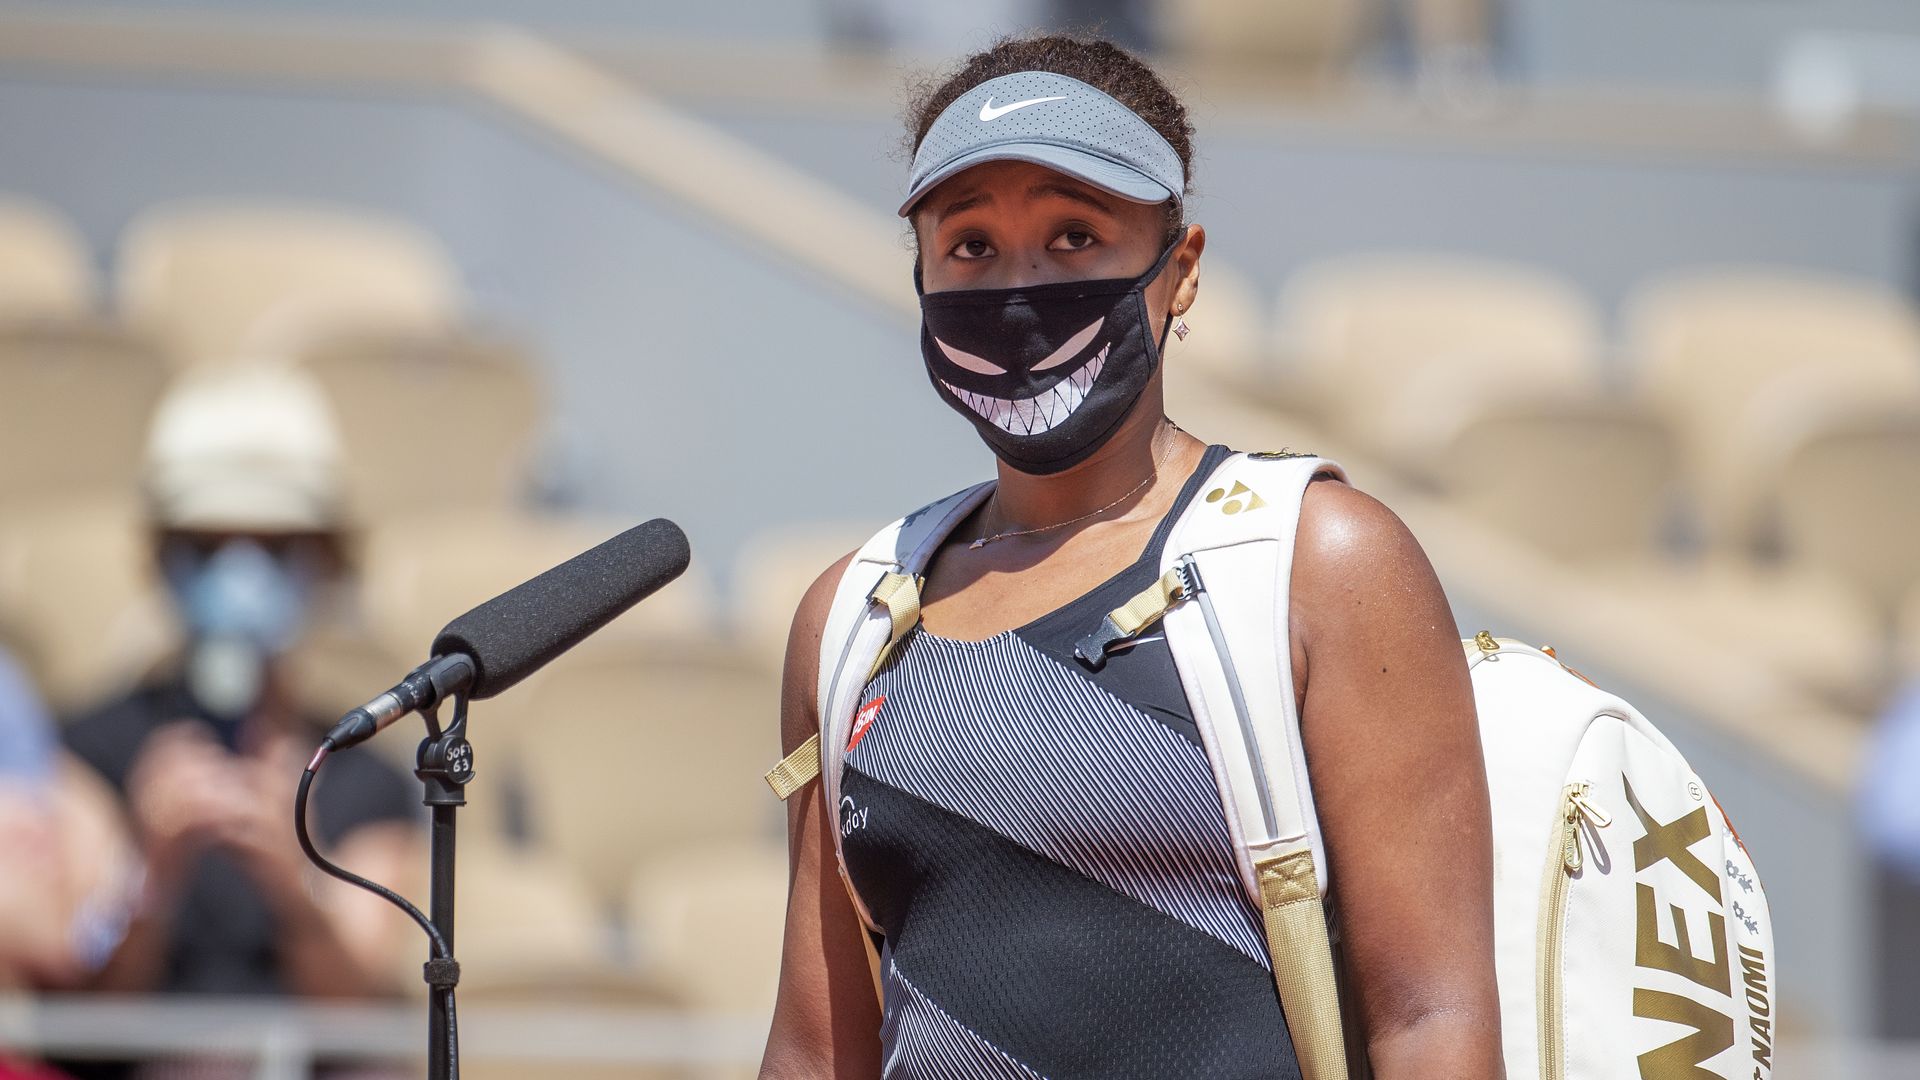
[969,422,1181,550]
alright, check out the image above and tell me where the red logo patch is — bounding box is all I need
[847,696,885,752]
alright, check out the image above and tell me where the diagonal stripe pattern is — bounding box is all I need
[847,628,1270,968]
[880,951,1048,1080]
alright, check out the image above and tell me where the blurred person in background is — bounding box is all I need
[0,642,80,993]
[0,639,125,1080]
[1857,673,1920,1039]
[57,369,420,1078]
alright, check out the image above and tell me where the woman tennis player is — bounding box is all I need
[761,34,1502,1079]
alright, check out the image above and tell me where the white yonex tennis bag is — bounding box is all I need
[764,451,1777,1080]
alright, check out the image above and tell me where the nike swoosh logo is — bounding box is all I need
[979,95,1066,122]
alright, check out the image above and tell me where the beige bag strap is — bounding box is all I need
[763,732,822,800]
[1255,851,1352,1080]
[762,570,924,800]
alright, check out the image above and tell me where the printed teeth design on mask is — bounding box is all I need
[942,344,1108,436]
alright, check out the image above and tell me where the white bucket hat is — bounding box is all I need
[143,366,344,533]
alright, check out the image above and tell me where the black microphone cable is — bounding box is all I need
[295,739,460,1077]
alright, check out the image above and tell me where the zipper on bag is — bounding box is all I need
[1180,554,1281,839]
[1538,781,1612,1080]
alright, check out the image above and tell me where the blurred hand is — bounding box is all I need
[0,786,73,987]
[123,723,252,886]
[215,734,313,902]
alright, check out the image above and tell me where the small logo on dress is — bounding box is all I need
[1205,480,1267,515]
[840,795,871,837]
[847,696,885,752]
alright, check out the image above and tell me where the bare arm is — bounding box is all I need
[759,552,885,1079]
[77,724,416,999]
[1292,478,1504,1079]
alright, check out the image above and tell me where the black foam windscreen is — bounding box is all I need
[430,518,690,699]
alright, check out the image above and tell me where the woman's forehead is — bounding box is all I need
[921,161,1135,224]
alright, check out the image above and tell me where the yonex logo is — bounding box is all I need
[1205,481,1267,515]
[979,95,1066,122]
[847,696,885,753]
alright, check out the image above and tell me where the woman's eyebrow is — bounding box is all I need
[1029,181,1113,214]
[933,189,993,221]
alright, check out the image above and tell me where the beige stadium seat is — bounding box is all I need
[1164,0,1380,78]
[1593,555,1886,712]
[0,496,177,714]
[422,840,684,1080]
[0,197,94,325]
[729,522,870,675]
[1427,397,1677,563]
[1274,252,1605,451]
[515,648,782,907]
[625,840,787,1017]
[1900,583,1920,682]
[357,511,714,676]
[298,333,545,523]
[1622,266,1920,547]
[1768,406,1920,617]
[0,327,167,507]
[116,201,461,369]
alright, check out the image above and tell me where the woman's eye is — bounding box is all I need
[1049,229,1096,251]
[950,238,994,260]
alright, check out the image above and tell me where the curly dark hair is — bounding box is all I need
[902,32,1195,243]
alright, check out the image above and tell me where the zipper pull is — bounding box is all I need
[1561,783,1612,874]
[1569,785,1612,828]
[1177,555,1206,596]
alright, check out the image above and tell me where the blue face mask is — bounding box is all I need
[163,538,319,723]
[163,538,315,656]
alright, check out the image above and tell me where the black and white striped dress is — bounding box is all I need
[838,444,1302,1079]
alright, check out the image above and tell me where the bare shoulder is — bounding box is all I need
[1291,475,1452,648]
[778,550,858,754]
[1295,474,1420,565]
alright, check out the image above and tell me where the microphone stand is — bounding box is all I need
[415,693,474,1080]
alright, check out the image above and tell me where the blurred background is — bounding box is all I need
[0,0,1916,1076]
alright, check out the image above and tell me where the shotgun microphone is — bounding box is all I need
[325,518,691,750]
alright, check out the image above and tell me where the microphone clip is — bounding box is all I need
[415,691,475,806]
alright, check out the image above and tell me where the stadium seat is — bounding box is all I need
[1163,0,1380,78]
[356,511,714,679]
[298,332,546,524]
[0,196,94,325]
[1427,397,1678,563]
[1768,403,1920,616]
[514,648,782,908]
[1269,253,1672,562]
[1274,252,1606,450]
[625,840,787,1016]
[1622,266,1920,549]
[0,327,167,506]
[0,496,177,715]
[730,522,871,675]
[116,201,461,369]
[438,840,685,1080]
[440,838,639,1000]
[1900,583,1920,683]
[1593,555,1886,711]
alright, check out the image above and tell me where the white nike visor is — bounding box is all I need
[899,70,1185,218]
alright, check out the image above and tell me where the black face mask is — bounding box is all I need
[917,239,1180,475]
